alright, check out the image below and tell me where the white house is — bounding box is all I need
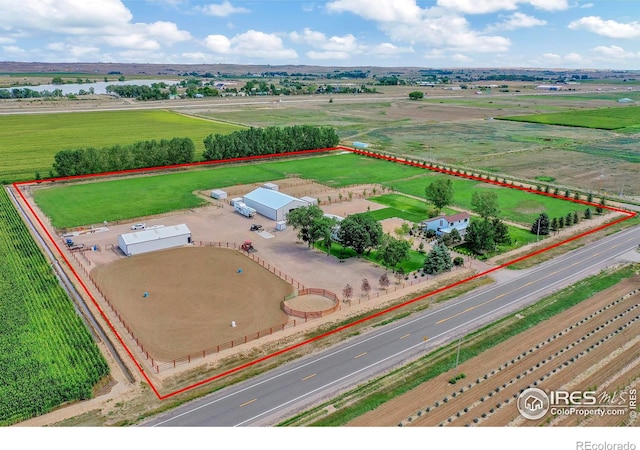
[421,212,470,237]
[118,224,192,256]
[243,187,308,221]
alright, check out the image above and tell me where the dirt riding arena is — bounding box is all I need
[91,246,292,361]
[348,276,640,427]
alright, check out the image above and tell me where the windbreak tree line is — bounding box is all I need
[106,84,170,100]
[52,137,195,177]
[202,125,339,161]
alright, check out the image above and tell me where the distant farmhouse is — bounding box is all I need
[421,212,470,237]
[535,85,563,91]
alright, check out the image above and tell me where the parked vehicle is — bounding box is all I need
[131,223,146,230]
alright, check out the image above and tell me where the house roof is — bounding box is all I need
[120,224,191,246]
[244,187,302,210]
[423,212,470,224]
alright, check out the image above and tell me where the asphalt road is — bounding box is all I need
[143,224,639,427]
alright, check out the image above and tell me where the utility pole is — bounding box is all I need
[454,335,463,376]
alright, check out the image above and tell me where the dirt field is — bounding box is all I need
[91,246,292,361]
[348,276,640,427]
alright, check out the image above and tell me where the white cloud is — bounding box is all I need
[291,27,412,61]
[144,21,192,44]
[307,51,351,60]
[326,0,423,23]
[592,45,638,59]
[568,16,640,39]
[204,30,297,59]
[488,12,546,31]
[0,0,133,35]
[452,53,474,63]
[370,42,414,56]
[536,51,585,67]
[195,1,250,17]
[436,0,569,14]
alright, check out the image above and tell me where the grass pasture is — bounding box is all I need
[34,152,582,232]
[0,110,243,182]
[498,105,640,131]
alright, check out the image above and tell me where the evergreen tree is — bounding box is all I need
[573,211,580,225]
[584,208,592,220]
[565,212,573,226]
[492,218,511,245]
[531,213,550,236]
[558,216,565,229]
[423,242,453,275]
[550,217,558,232]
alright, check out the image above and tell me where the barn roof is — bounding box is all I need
[120,224,191,246]
[244,187,302,210]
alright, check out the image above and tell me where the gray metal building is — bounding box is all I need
[243,187,308,221]
[118,224,192,256]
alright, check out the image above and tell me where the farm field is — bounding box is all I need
[283,265,639,427]
[0,109,243,182]
[0,187,109,426]
[189,93,640,197]
[32,152,581,230]
[498,105,640,131]
[347,271,640,427]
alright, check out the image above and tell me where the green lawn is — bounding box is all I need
[34,152,587,229]
[0,110,244,182]
[389,174,582,226]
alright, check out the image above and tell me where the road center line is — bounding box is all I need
[301,374,317,381]
[240,398,257,407]
[354,352,367,359]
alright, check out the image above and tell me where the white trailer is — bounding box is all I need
[234,202,256,218]
[211,189,227,200]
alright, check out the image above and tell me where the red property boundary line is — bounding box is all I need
[11,146,637,400]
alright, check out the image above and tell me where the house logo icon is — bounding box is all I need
[517,388,550,420]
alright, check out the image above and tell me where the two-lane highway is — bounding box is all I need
[144,224,639,427]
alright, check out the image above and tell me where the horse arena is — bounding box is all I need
[91,247,293,361]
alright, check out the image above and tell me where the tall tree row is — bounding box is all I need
[52,137,195,177]
[202,125,339,161]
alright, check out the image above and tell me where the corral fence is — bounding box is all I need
[68,239,317,373]
[282,287,340,319]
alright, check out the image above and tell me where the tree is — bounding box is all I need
[584,208,592,220]
[310,215,337,252]
[448,228,462,245]
[550,217,559,232]
[573,211,580,225]
[425,178,454,213]
[531,213,550,236]
[465,219,495,254]
[492,218,511,245]
[361,278,371,297]
[409,91,424,100]
[423,242,453,275]
[286,205,324,247]
[565,212,573,227]
[342,284,353,303]
[379,235,411,270]
[471,191,500,220]
[338,213,383,255]
[379,273,390,291]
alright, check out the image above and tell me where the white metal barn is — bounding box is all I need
[118,224,192,256]
[243,187,307,221]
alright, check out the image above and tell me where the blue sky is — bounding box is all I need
[0,0,639,69]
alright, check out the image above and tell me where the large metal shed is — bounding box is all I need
[118,224,192,256]
[243,187,307,221]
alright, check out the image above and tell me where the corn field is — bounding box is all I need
[0,188,109,425]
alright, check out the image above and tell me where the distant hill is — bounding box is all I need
[0,61,638,81]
